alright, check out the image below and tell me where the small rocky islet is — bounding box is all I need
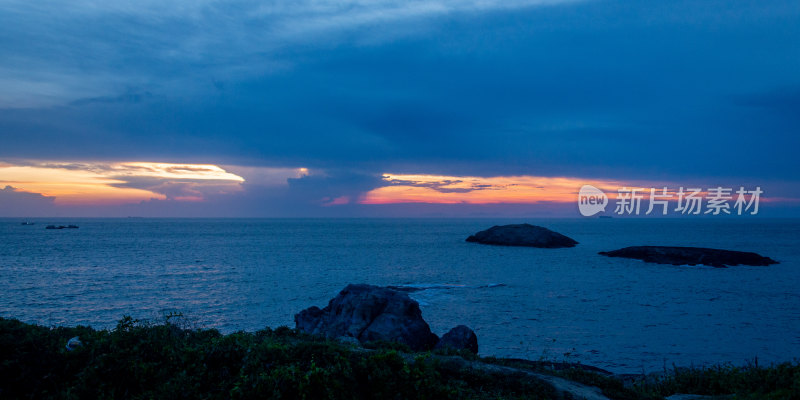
[598,246,778,268]
[45,224,79,230]
[466,223,778,267]
[465,223,578,248]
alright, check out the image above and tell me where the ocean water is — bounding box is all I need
[1,218,798,373]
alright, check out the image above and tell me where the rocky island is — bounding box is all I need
[599,246,778,268]
[466,224,578,248]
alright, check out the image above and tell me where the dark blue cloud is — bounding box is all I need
[1,0,799,214]
[0,186,56,216]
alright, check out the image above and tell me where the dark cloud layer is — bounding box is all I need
[0,186,56,216]
[1,0,799,216]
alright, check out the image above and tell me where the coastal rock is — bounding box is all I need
[599,246,778,268]
[295,284,439,351]
[434,325,479,354]
[466,224,578,248]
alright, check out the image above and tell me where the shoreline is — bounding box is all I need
[1,316,797,399]
[5,314,785,376]
[3,314,784,376]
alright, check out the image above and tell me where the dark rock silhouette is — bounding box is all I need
[45,225,78,230]
[295,284,440,351]
[599,246,778,268]
[434,325,479,354]
[466,224,578,248]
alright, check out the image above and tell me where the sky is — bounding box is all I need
[1,0,799,217]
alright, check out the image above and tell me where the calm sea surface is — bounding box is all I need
[1,218,798,373]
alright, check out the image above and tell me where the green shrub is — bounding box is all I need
[648,361,800,399]
[2,317,798,400]
[0,317,556,399]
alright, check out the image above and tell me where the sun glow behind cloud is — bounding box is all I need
[0,161,246,205]
[361,174,626,204]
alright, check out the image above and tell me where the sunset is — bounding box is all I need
[361,174,624,204]
[1,1,799,398]
[0,161,245,204]
[1,0,799,217]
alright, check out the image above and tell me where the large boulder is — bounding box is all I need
[599,246,778,268]
[466,224,578,248]
[295,284,439,351]
[434,325,478,354]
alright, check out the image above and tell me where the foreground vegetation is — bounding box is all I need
[1,316,798,399]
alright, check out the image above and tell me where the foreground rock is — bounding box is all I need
[295,284,439,351]
[296,284,481,353]
[599,246,778,268]
[434,325,478,354]
[466,224,578,248]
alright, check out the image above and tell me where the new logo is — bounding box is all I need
[578,185,608,216]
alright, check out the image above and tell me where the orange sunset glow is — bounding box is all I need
[0,162,245,205]
[360,174,627,204]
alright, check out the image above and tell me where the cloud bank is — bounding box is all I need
[1,0,799,216]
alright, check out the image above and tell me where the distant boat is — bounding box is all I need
[20,222,35,226]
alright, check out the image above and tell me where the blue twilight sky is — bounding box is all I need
[0,0,799,217]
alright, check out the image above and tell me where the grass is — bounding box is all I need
[0,316,556,399]
[1,316,798,399]
[643,361,800,399]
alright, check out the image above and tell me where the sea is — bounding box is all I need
[1,218,798,373]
